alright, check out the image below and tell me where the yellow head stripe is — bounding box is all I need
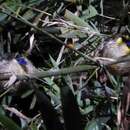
[116,37,123,45]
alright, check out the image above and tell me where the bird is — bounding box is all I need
[0,54,37,89]
[97,35,130,75]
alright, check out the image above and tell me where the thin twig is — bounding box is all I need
[19,5,51,16]
[3,105,31,123]
[95,56,130,66]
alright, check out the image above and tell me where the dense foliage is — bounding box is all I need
[0,0,130,130]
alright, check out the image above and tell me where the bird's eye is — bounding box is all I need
[16,57,27,65]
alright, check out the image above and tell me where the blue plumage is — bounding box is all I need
[126,40,130,47]
[16,57,27,65]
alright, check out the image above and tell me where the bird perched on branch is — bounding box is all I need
[97,35,130,75]
[0,54,37,89]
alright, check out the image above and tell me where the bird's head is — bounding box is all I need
[116,35,130,48]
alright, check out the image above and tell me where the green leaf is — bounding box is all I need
[85,118,110,130]
[30,95,37,110]
[49,55,59,68]
[0,114,22,130]
[21,89,34,98]
[85,120,99,130]
[44,77,60,94]
[65,9,94,30]
[82,5,98,20]
[81,105,94,115]
[0,13,8,22]
[22,10,35,20]
[77,90,83,106]
[5,0,22,10]
[30,122,38,130]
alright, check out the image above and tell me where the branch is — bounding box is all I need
[94,56,130,66]
[0,65,97,81]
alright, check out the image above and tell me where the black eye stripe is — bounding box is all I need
[120,36,130,47]
[125,40,130,47]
